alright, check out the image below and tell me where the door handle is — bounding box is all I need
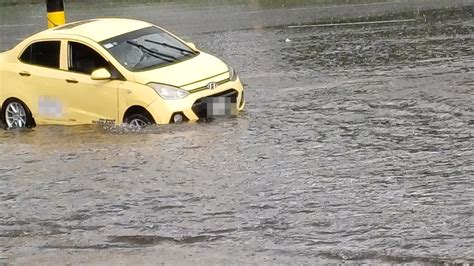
[19,71,31,77]
[66,79,79,84]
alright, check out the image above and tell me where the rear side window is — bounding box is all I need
[19,41,60,69]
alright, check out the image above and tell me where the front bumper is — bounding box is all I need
[146,77,245,124]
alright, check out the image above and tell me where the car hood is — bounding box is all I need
[132,52,228,90]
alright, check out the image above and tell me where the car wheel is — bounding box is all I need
[2,100,33,129]
[125,113,153,128]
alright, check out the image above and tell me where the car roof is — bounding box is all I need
[38,18,153,42]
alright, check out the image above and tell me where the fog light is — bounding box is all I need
[173,113,183,123]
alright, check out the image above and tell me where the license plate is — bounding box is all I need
[205,97,238,117]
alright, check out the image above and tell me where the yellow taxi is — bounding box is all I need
[0,18,245,129]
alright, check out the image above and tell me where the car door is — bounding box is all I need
[61,41,121,124]
[15,40,71,124]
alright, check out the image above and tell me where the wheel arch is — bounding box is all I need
[123,105,155,124]
[1,97,36,128]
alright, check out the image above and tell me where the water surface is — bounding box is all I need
[0,1,473,264]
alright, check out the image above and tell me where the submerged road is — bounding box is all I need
[1,0,473,264]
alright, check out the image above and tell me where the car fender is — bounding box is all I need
[117,81,159,123]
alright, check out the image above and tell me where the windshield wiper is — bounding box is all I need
[145,39,196,56]
[126,41,176,63]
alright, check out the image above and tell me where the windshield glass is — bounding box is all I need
[100,26,197,71]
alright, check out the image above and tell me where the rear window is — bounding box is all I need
[19,41,61,69]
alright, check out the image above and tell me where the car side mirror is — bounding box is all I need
[186,42,197,51]
[91,68,112,80]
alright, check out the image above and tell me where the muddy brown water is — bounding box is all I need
[0,1,473,264]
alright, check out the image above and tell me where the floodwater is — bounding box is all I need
[1,0,473,264]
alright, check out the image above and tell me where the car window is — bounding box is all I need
[100,26,197,72]
[19,41,61,69]
[68,42,109,75]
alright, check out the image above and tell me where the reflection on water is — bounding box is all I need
[1,1,473,264]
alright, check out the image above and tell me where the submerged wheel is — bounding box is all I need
[2,100,33,129]
[125,113,153,128]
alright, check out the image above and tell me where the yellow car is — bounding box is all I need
[0,18,245,129]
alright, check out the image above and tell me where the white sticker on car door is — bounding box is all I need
[38,96,63,118]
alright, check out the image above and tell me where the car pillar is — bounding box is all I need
[46,0,66,28]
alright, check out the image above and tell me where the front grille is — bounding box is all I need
[188,78,230,94]
[192,89,238,119]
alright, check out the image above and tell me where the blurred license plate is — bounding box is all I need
[205,97,238,117]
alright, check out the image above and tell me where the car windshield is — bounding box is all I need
[100,26,197,71]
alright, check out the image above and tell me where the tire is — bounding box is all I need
[2,99,34,130]
[124,113,153,128]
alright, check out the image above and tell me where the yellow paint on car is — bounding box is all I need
[0,18,245,127]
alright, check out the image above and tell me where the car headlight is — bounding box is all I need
[228,66,238,81]
[148,83,189,100]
